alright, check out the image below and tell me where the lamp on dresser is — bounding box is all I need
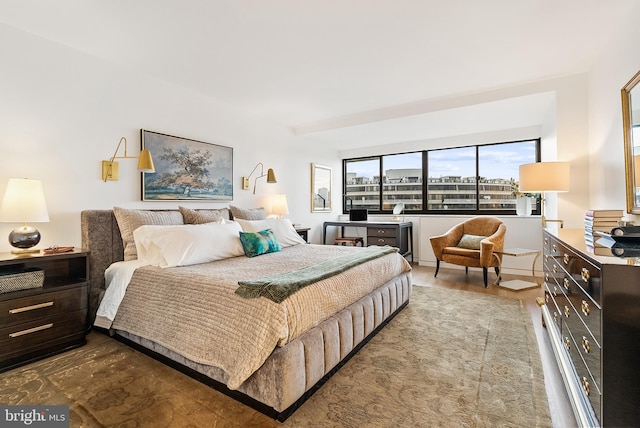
[518,161,570,227]
[0,178,50,253]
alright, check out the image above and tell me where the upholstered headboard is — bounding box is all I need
[80,208,231,323]
[81,210,125,322]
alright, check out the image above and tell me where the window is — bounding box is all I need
[344,158,380,210]
[343,139,540,215]
[382,153,423,211]
[428,146,476,211]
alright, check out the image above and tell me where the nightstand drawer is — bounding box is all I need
[368,236,397,246]
[0,310,87,360]
[367,227,397,238]
[0,286,87,327]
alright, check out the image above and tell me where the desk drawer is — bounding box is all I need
[367,227,397,238]
[368,236,397,246]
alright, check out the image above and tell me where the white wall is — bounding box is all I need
[338,75,591,266]
[587,5,640,219]
[0,24,336,252]
[3,5,639,256]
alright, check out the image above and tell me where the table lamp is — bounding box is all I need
[0,178,50,253]
[271,194,289,219]
[519,162,570,227]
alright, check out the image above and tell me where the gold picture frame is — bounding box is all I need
[141,129,233,201]
[311,163,332,212]
[622,70,640,214]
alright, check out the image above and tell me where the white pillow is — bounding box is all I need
[133,221,244,268]
[235,218,305,247]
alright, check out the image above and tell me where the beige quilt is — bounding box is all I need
[111,244,411,389]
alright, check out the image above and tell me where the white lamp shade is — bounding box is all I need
[271,194,289,216]
[0,178,50,223]
[519,162,570,193]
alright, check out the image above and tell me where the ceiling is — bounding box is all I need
[0,0,635,149]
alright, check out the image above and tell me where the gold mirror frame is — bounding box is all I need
[311,163,332,212]
[622,70,640,214]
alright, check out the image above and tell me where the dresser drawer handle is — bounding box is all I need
[563,253,569,264]
[581,336,591,353]
[581,377,591,396]
[553,286,558,297]
[377,229,385,234]
[376,239,385,244]
[553,312,559,324]
[563,278,570,291]
[553,265,558,274]
[581,268,590,282]
[9,323,54,338]
[564,305,570,317]
[552,244,557,252]
[545,294,549,303]
[565,336,571,350]
[544,237,549,245]
[545,273,549,282]
[581,300,590,316]
[544,254,549,262]
[9,301,54,314]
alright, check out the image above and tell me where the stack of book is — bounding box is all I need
[584,209,623,247]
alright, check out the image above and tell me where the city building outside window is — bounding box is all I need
[343,139,540,215]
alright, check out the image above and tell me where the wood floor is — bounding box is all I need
[412,264,578,428]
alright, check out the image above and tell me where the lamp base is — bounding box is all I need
[9,225,41,253]
[11,248,41,255]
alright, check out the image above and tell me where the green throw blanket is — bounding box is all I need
[236,245,398,303]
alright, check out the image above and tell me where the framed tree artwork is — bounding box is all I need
[141,130,233,201]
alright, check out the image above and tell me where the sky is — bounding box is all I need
[347,140,537,182]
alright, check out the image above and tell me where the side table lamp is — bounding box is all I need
[271,194,289,220]
[0,178,50,254]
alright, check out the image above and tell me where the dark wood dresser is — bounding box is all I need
[0,249,89,372]
[541,228,640,427]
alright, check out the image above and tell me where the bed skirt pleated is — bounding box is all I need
[116,270,412,420]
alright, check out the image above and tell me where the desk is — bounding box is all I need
[495,248,540,291]
[323,221,413,263]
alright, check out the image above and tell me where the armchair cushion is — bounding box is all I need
[457,234,487,250]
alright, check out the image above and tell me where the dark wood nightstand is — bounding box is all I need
[295,227,310,243]
[0,249,89,372]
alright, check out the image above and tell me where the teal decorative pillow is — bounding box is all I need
[239,229,281,257]
[457,234,487,250]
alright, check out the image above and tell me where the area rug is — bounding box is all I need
[0,286,551,427]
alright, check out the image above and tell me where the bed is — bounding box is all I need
[81,208,412,421]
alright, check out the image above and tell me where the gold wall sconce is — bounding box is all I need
[102,136,155,182]
[242,162,276,194]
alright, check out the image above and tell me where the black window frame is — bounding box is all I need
[342,138,541,215]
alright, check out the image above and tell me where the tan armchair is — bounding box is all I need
[429,216,506,287]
